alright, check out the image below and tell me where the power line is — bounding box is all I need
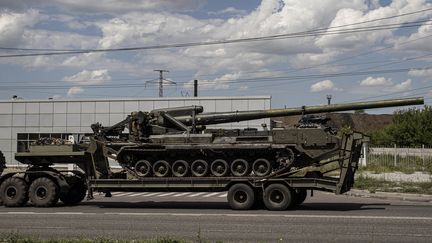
[0,11,430,58]
[0,66,429,91]
[2,7,431,54]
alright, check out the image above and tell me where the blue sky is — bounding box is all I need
[0,0,431,112]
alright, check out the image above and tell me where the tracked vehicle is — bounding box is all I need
[0,97,424,210]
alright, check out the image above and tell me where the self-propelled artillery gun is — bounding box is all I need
[0,97,424,210]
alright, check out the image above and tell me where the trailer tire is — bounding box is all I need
[0,177,29,207]
[292,189,307,206]
[60,181,87,206]
[29,177,59,207]
[228,183,255,210]
[263,183,292,211]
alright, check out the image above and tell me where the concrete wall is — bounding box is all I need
[0,96,271,165]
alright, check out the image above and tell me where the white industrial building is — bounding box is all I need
[0,96,271,165]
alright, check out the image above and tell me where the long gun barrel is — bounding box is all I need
[174,97,424,126]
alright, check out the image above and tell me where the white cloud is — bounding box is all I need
[183,72,242,90]
[391,21,432,52]
[208,7,248,16]
[63,69,111,85]
[385,79,412,92]
[238,85,248,91]
[408,68,432,77]
[360,77,393,86]
[310,80,335,92]
[316,1,432,51]
[0,9,40,47]
[1,0,205,13]
[67,86,84,97]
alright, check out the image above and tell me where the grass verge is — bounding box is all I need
[354,175,432,194]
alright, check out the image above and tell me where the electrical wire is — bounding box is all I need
[0,15,430,58]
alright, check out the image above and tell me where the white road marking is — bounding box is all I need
[155,192,176,197]
[101,213,432,220]
[202,192,220,198]
[172,192,192,197]
[186,192,206,197]
[218,193,227,198]
[110,192,124,196]
[141,192,162,197]
[128,192,149,197]
[113,192,134,197]
[1,212,432,221]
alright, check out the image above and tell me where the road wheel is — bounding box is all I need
[228,183,255,210]
[60,180,87,206]
[153,160,170,177]
[135,160,152,177]
[231,159,250,177]
[252,158,271,176]
[0,177,29,207]
[263,183,292,211]
[292,189,307,206]
[172,160,189,177]
[191,160,208,177]
[211,159,229,177]
[29,177,59,207]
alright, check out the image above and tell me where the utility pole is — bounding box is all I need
[193,80,198,97]
[154,69,170,97]
[326,94,332,105]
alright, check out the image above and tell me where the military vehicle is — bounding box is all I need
[0,97,424,210]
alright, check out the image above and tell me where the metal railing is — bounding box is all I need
[363,144,432,174]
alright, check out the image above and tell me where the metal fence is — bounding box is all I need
[364,144,432,173]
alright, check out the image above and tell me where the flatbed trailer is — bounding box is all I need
[0,132,365,210]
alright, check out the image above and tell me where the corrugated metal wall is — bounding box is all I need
[0,96,271,165]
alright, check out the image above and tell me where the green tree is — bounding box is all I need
[370,106,432,146]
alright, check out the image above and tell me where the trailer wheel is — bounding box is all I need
[292,189,307,206]
[29,177,59,207]
[228,183,255,210]
[60,181,87,206]
[263,183,292,211]
[0,177,29,207]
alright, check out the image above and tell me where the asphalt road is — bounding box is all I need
[0,191,431,242]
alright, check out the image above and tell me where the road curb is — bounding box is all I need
[345,189,432,203]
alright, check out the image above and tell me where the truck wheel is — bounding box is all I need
[60,181,87,206]
[228,183,255,210]
[29,177,59,207]
[292,189,307,206]
[263,183,292,211]
[0,177,29,207]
